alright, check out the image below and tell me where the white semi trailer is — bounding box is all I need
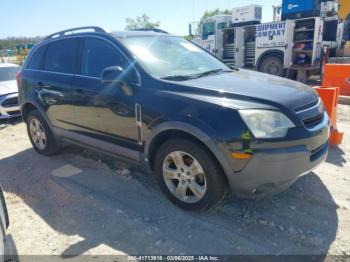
[197,4,340,80]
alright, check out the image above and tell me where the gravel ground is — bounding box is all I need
[0,105,349,257]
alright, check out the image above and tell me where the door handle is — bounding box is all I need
[36,82,45,90]
[75,88,84,94]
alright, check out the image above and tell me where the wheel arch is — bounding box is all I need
[144,122,232,181]
[21,102,37,121]
[21,101,52,128]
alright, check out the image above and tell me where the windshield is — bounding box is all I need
[0,66,20,82]
[202,22,215,40]
[119,36,230,79]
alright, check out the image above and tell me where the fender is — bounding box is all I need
[144,121,234,178]
[21,99,53,129]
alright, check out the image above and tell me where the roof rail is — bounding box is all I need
[44,26,108,40]
[130,28,169,34]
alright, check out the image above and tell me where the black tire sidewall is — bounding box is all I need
[154,138,227,211]
[26,110,59,156]
[259,56,284,77]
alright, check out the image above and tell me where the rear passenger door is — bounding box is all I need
[35,38,80,130]
[71,37,140,148]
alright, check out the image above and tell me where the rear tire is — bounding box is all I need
[154,138,227,211]
[26,110,61,156]
[258,55,284,77]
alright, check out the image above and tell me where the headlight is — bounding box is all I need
[239,110,295,138]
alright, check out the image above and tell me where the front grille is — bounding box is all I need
[303,113,324,128]
[294,99,319,112]
[2,97,19,108]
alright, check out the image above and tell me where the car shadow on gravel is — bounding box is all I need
[0,146,339,256]
[0,116,22,125]
[326,146,347,167]
[0,117,22,130]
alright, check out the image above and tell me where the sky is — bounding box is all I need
[0,0,276,38]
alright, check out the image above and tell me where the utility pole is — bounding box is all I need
[189,0,198,36]
[193,0,195,25]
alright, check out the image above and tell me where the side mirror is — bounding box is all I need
[101,66,125,84]
[101,66,136,96]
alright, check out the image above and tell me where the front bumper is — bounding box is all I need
[226,113,330,198]
[0,93,21,119]
[228,142,328,198]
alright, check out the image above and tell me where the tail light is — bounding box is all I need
[16,70,23,105]
[16,70,22,87]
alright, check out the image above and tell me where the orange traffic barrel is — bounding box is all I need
[313,86,344,145]
[322,64,350,96]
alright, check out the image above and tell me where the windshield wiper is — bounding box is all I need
[191,68,233,79]
[160,69,233,81]
[160,75,193,81]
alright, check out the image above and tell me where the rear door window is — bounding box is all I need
[81,38,128,78]
[27,45,46,70]
[44,38,80,74]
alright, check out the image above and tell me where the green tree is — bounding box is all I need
[0,36,42,50]
[199,8,231,25]
[125,14,160,30]
[184,35,195,41]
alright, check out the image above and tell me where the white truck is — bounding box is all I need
[197,4,340,80]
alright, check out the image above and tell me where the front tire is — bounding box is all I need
[258,55,284,77]
[26,110,61,156]
[154,138,227,211]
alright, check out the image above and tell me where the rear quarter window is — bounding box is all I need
[44,38,80,74]
[26,45,46,70]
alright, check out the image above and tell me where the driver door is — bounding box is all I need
[70,37,139,148]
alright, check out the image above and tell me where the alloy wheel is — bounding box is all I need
[162,151,207,203]
[29,118,47,150]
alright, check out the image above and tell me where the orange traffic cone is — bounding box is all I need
[313,86,344,146]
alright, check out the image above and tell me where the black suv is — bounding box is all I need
[18,27,330,210]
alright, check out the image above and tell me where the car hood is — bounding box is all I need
[179,69,318,110]
[0,80,18,96]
